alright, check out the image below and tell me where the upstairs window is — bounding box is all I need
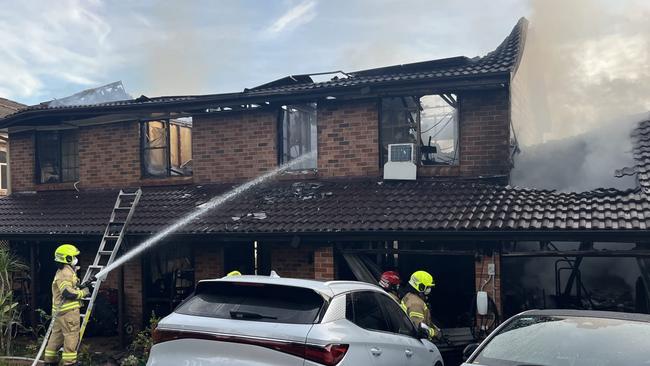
[279,103,317,170]
[0,151,7,190]
[141,118,192,178]
[35,130,79,184]
[380,94,459,166]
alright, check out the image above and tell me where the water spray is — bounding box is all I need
[94,151,315,280]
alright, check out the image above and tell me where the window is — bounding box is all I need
[279,103,317,169]
[177,282,324,324]
[35,130,79,184]
[375,292,418,338]
[346,291,390,333]
[380,94,458,166]
[0,151,6,190]
[141,118,192,178]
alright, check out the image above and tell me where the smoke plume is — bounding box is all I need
[511,0,650,192]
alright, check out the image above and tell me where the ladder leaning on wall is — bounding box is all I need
[31,188,142,366]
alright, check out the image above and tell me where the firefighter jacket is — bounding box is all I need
[51,265,89,314]
[401,292,437,339]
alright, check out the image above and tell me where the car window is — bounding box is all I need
[473,315,650,366]
[175,281,324,324]
[375,292,418,338]
[346,291,390,333]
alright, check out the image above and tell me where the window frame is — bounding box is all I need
[0,151,6,191]
[34,130,79,184]
[378,94,460,167]
[140,119,192,179]
[277,103,318,170]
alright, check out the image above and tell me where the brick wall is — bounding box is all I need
[194,244,224,280]
[8,132,35,191]
[267,243,335,280]
[193,111,278,183]
[317,100,380,178]
[78,121,140,189]
[458,90,511,177]
[314,245,335,280]
[475,252,502,318]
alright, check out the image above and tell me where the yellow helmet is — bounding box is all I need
[227,270,242,277]
[409,270,435,294]
[54,244,80,264]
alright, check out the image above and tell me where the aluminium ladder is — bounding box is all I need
[31,188,142,365]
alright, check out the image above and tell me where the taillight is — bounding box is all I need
[304,343,349,366]
[152,328,348,365]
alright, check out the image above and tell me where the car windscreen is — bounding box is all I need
[473,315,650,366]
[175,281,325,324]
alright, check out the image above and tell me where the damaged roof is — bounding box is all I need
[616,119,650,193]
[0,178,647,239]
[0,18,528,128]
[0,98,25,118]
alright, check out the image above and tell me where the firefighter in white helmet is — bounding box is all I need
[44,244,92,366]
[400,270,441,340]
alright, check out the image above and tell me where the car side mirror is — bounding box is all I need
[463,343,479,361]
[418,323,430,340]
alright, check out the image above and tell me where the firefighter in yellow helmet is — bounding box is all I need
[400,270,441,341]
[44,244,92,366]
[226,270,242,277]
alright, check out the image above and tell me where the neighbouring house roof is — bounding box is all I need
[0,18,528,128]
[616,119,650,193]
[0,98,25,118]
[0,178,647,239]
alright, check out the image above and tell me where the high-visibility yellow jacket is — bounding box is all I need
[401,292,437,339]
[51,265,89,314]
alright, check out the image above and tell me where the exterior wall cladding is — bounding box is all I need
[8,88,510,326]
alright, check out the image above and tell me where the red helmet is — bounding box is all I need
[379,271,401,291]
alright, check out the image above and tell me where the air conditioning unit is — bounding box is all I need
[383,143,417,180]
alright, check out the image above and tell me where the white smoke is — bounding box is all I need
[511,0,650,192]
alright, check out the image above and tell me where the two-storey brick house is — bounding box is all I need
[1,18,649,350]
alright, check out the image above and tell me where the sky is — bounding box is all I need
[0,0,529,106]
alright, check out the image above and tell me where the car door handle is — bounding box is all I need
[405,349,413,358]
[370,347,382,356]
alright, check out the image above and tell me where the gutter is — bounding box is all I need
[0,72,511,128]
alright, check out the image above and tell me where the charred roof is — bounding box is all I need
[0,18,528,129]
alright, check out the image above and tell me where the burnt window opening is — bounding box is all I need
[380,94,459,166]
[279,103,317,170]
[35,130,79,184]
[141,118,192,178]
[0,151,6,190]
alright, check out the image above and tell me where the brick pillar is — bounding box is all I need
[314,245,335,281]
[122,258,143,330]
[195,245,224,280]
[475,252,502,316]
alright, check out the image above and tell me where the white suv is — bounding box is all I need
[147,275,444,366]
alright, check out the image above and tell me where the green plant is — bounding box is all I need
[120,312,160,366]
[0,247,27,355]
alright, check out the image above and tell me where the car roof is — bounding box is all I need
[517,309,650,323]
[198,275,383,298]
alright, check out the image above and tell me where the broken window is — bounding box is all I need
[280,103,317,170]
[141,118,192,178]
[380,94,459,166]
[35,130,79,184]
[0,151,6,190]
[420,94,458,165]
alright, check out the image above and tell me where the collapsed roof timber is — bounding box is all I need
[0,18,527,129]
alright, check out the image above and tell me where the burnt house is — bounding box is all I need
[0,17,649,352]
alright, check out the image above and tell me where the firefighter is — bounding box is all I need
[44,244,92,366]
[378,271,402,302]
[401,270,441,341]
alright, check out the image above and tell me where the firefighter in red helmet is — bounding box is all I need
[378,271,402,302]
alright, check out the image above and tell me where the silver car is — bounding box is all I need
[462,309,650,366]
[147,275,444,366]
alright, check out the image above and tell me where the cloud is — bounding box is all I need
[0,0,113,101]
[266,0,317,35]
